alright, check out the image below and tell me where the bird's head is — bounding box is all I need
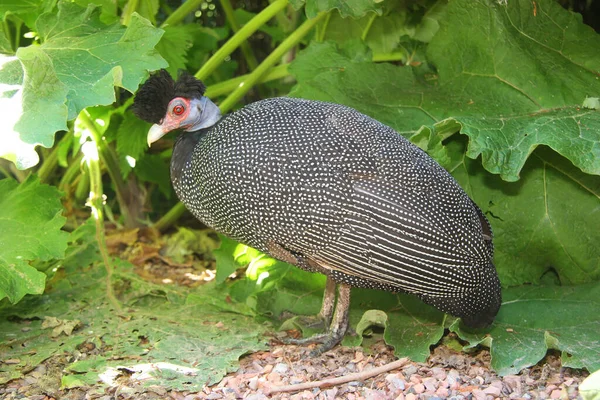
[132,70,221,146]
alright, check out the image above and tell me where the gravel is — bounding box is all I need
[0,337,588,399]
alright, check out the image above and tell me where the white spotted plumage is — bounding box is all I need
[170,97,501,327]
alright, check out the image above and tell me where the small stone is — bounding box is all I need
[483,384,501,397]
[248,376,259,390]
[413,383,425,394]
[352,351,365,363]
[504,375,521,394]
[546,384,557,392]
[206,393,222,400]
[395,394,405,400]
[471,389,486,400]
[435,387,449,397]
[405,394,417,400]
[403,365,418,377]
[246,395,268,400]
[273,363,289,374]
[423,377,438,392]
[262,364,273,374]
[409,375,421,384]
[564,378,574,386]
[550,389,562,399]
[267,371,281,384]
[272,347,284,356]
[431,367,446,380]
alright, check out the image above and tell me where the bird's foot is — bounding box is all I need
[284,329,346,356]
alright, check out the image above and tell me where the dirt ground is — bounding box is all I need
[0,337,588,400]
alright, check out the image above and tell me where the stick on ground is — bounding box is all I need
[265,357,410,394]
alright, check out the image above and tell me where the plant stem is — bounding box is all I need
[37,131,73,184]
[79,112,139,228]
[122,0,139,26]
[372,52,404,62]
[161,0,203,27]
[361,12,377,41]
[82,128,121,312]
[195,0,289,80]
[315,11,331,42]
[2,19,12,52]
[59,152,84,192]
[219,12,326,113]
[154,202,187,232]
[0,163,12,179]
[74,168,90,202]
[220,0,259,71]
[206,63,289,98]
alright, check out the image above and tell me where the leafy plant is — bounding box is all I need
[0,0,598,390]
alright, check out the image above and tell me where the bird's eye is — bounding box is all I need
[173,104,185,115]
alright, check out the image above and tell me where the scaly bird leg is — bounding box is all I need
[318,276,336,325]
[285,283,351,355]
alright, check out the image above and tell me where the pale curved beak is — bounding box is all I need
[147,124,167,147]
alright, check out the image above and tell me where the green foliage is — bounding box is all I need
[0,176,68,303]
[449,143,600,286]
[289,0,383,18]
[0,1,166,169]
[0,254,266,388]
[0,0,599,387]
[451,283,600,375]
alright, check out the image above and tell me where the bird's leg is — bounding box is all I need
[281,276,336,339]
[285,283,351,355]
[311,275,336,327]
[310,283,351,355]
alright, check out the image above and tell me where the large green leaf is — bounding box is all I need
[427,0,600,181]
[0,257,267,388]
[289,0,383,19]
[449,141,600,286]
[290,0,600,181]
[0,1,167,169]
[452,283,600,376]
[0,177,68,304]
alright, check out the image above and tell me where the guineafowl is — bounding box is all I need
[133,70,501,354]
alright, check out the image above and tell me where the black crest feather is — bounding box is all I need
[132,69,206,124]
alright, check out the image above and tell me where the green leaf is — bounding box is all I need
[581,369,600,400]
[426,0,600,181]
[213,235,243,284]
[134,154,173,198]
[156,25,196,76]
[448,141,600,286]
[451,283,600,375]
[0,177,68,304]
[343,289,445,362]
[290,0,383,19]
[116,112,151,178]
[0,259,267,388]
[324,1,446,55]
[290,0,600,181]
[0,1,167,169]
[236,262,445,362]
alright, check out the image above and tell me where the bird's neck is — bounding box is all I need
[170,129,205,185]
[186,97,221,131]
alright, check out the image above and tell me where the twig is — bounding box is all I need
[265,357,410,394]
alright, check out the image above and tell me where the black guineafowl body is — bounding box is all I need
[169,97,501,327]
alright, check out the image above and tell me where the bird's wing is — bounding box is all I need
[281,105,493,297]
[306,175,489,297]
